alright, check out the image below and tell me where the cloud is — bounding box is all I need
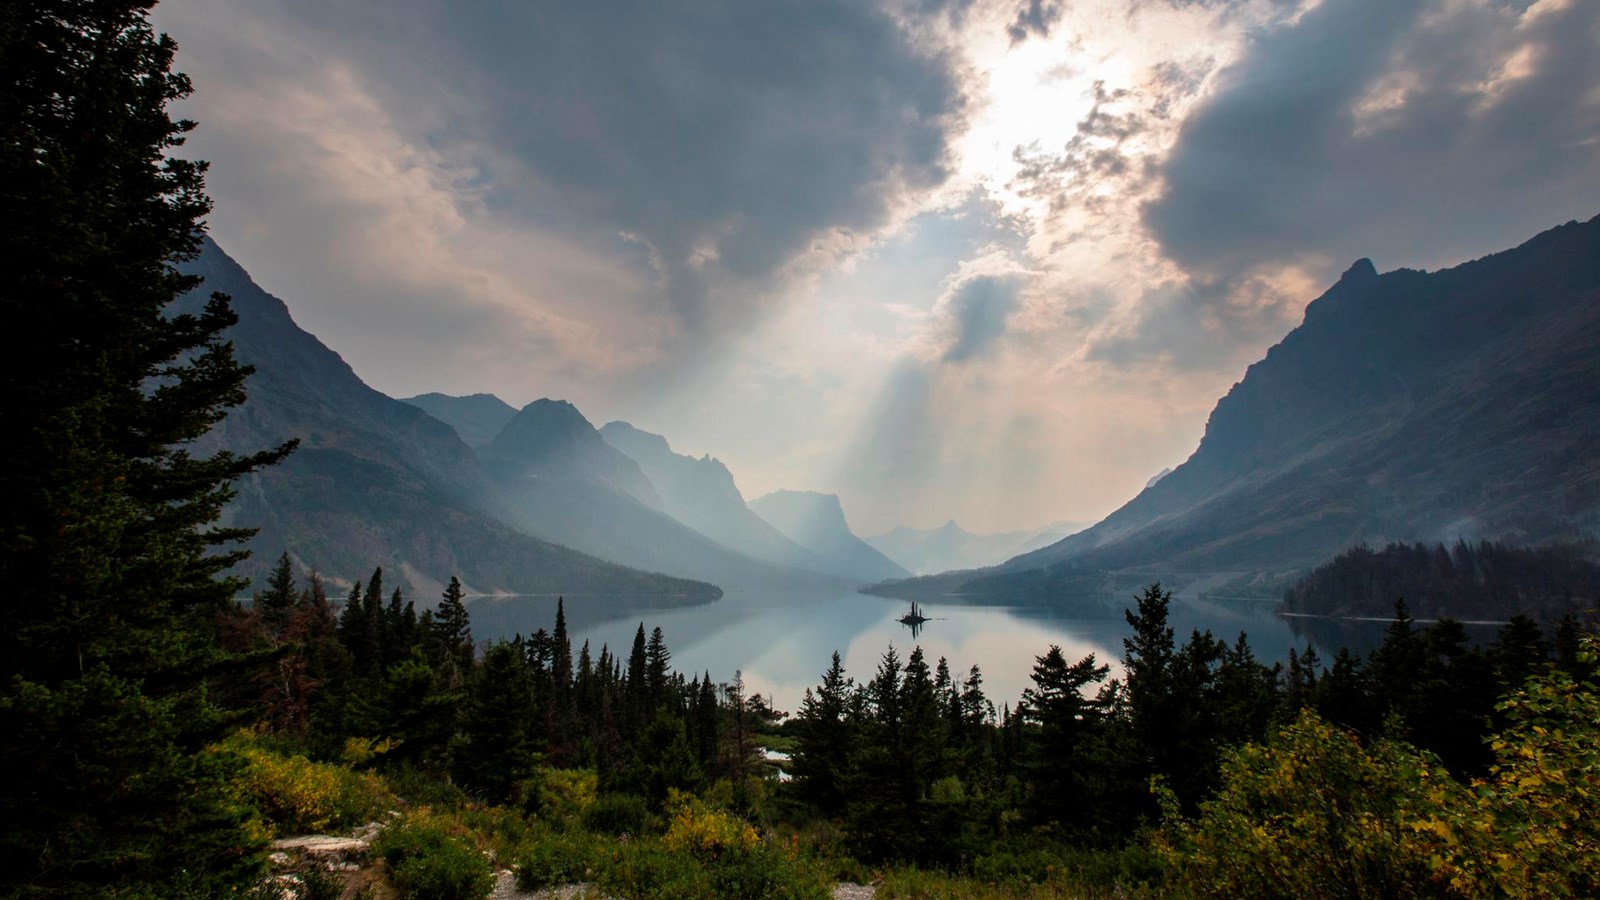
[274,0,966,334]
[1008,0,1065,44]
[1144,0,1600,280]
[926,251,1031,362]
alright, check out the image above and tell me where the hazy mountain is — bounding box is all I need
[399,392,517,447]
[179,238,716,599]
[749,491,910,582]
[479,408,835,589]
[482,400,662,510]
[599,421,827,573]
[866,520,1086,575]
[1005,215,1600,577]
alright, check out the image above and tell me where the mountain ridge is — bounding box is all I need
[1002,214,1600,577]
[181,238,719,599]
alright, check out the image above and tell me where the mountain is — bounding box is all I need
[865,520,1086,575]
[482,400,662,510]
[399,392,517,447]
[1007,521,1091,556]
[478,406,834,589]
[180,238,716,599]
[749,491,910,582]
[1005,215,1600,578]
[599,421,827,573]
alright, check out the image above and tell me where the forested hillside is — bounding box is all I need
[1281,540,1600,621]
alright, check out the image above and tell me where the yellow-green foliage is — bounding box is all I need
[662,791,760,861]
[340,735,400,766]
[537,767,598,825]
[1405,640,1600,898]
[223,733,392,836]
[878,867,1154,899]
[1160,640,1600,900]
[1155,709,1460,898]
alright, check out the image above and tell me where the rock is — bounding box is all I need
[270,834,371,864]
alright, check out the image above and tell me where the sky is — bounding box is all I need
[156,0,1600,536]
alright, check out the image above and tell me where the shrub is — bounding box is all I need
[1154,708,1466,898]
[516,830,601,890]
[584,792,656,836]
[226,735,392,835]
[385,763,471,809]
[538,767,599,825]
[661,793,759,861]
[373,815,495,900]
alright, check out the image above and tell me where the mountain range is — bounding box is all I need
[864,520,1086,575]
[597,421,827,574]
[180,239,716,599]
[748,491,910,583]
[871,215,1600,598]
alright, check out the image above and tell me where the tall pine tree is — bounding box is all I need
[0,2,292,893]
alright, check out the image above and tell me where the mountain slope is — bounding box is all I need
[399,392,517,448]
[181,238,716,598]
[599,421,827,573]
[1008,215,1600,577]
[482,401,663,510]
[749,491,910,582]
[479,406,835,589]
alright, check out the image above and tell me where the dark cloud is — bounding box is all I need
[939,271,1024,362]
[1085,273,1298,370]
[267,0,966,332]
[1144,0,1600,281]
[1008,0,1065,44]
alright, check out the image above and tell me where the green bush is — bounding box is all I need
[385,763,471,809]
[537,767,599,825]
[516,830,601,890]
[594,836,828,900]
[584,792,656,835]
[373,817,495,900]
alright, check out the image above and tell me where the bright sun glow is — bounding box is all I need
[956,35,1100,219]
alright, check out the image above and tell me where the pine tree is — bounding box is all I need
[0,3,293,892]
[454,642,538,803]
[1020,646,1109,827]
[793,652,856,815]
[645,625,672,713]
[429,576,474,684]
[625,623,648,734]
[256,552,298,633]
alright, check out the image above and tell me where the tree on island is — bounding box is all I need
[0,2,292,894]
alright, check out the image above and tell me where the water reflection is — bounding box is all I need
[464,585,1361,712]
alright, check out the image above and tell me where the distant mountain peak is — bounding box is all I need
[749,490,909,582]
[1340,257,1378,283]
[400,392,518,448]
[481,400,663,510]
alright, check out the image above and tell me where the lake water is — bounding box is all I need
[465,586,1353,714]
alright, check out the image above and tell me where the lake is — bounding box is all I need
[464,585,1359,714]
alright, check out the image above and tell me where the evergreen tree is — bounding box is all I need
[625,623,648,734]
[454,642,539,803]
[256,552,298,633]
[646,625,672,713]
[0,3,293,892]
[360,568,386,676]
[1020,646,1110,827]
[429,576,474,685]
[792,652,856,815]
